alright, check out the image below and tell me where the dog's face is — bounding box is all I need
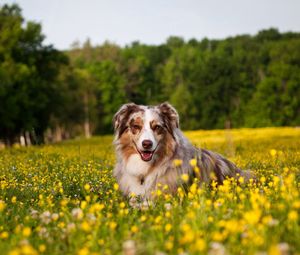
[113,103,179,162]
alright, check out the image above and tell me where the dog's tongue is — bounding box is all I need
[141,151,153,161]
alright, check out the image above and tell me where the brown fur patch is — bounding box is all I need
[113,103,144,138]
[119,131,136,160]
[150,120,164,135]
[130,117,143,135]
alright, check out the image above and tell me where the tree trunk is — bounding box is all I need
[54,125,62,142]
[25,131,32,146]
[84,92,91,138]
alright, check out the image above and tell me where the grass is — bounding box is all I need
[0,127,299,255]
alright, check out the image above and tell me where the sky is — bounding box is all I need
[6,0,300,50]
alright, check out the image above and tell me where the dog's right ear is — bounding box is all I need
[113,103,139,136]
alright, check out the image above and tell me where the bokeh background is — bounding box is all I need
[1,0,299,146]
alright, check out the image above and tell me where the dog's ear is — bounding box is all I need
[158,102,179,130]
[113,103,139,136]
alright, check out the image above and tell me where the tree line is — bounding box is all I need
[1,4,300,146]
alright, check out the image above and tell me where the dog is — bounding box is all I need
[113,102,252,199]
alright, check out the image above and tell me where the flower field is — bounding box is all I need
[0,127,299,255]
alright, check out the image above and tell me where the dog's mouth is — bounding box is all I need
[139,150,154,161]
[133,141,158,162]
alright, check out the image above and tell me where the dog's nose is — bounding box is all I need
[142,140,153,150]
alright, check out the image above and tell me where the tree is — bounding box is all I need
[0,4,67,145]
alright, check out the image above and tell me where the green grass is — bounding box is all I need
[0,127,299,255]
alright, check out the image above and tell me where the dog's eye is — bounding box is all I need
[132,125,141,131]
[153,125,162,131]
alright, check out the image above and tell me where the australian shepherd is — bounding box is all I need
[113,102,252,199]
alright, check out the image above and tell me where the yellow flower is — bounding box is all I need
[288,210,298,221]
[270,149,277,157]
[165,241,173,250]
[22,227,31,237]
[119,202,126,208]
[131,225,138,233]
[77,247,89,255]
[140,215,147,222]
[181,174,189,182]
[109,221,117,230]
[81,221,91,232]
[244,209,261,225]
[0,200,6,212]
[0,231,9,239]
[156,189,162,196]
[173,159,183,167]
[113,183,119,191]
[189,158,197,167]
[20,244,38,255]
[11,196,17,203]
[165,224,172,232]
[84,183,90,191]
[60,199,68,207]
[190,183,197,194]
[38,244,46,253]
[81,201,87,210]
[194,238,206,252]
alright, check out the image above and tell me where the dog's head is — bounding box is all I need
[113,102,179,162]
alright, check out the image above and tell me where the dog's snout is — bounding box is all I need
[142,140,153,149]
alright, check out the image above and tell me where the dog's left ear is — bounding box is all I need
[113,103,139,136]
[158,102,179,129]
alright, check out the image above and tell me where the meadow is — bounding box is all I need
[0,127,299,255]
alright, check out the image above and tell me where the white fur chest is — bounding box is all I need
[125,154,150,176]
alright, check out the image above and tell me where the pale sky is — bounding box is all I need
[6,0,300,50]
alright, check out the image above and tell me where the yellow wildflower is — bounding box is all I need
[173,159,183,167]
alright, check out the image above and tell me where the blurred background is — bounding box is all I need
[0,0,299,146]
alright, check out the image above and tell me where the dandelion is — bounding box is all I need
[270,149,277,157]
[38,244,46,253]
[0,231,9,239]
[11,196,17,203]
[244,209,261,225]
[22,227,31,237]
[140,215,147,222]
[194,238,206,252]
[80,201,87,210]
[156,189,162,196]
[77,247,89,255]
[131,225,138,233]
[113,183,119,190]
[189,158,197,167]
[288,210,298,221]
[165,224,172,232]
[0,200,6,212]
[81,221,91,232]
[181,174,189,182]
[109,221,117,230]
[165,241,173,250]
[173,159,183,167]
[84,183,90,191]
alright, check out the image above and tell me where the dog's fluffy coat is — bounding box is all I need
[113,102,251,198]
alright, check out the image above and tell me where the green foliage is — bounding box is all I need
[0,4,68,144]
[1,4,300,143]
